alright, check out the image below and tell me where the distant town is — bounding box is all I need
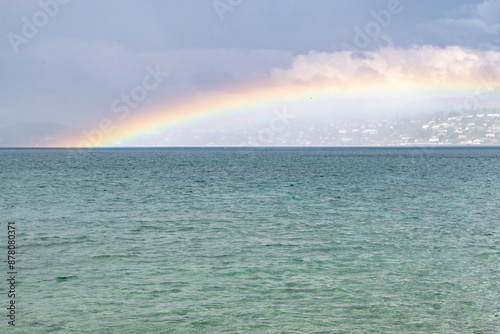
[162,109,500,146]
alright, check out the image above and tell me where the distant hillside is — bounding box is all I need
[0,123,78,147]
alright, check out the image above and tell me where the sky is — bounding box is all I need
[1,0,500,146]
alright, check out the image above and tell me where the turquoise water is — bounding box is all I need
[1,147,499,333]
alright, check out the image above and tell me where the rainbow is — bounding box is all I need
[59,77,499,148]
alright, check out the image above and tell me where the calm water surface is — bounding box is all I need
[1,147,499,333]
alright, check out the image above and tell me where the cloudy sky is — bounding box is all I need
[1,0,500,146]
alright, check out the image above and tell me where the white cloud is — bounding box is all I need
[272,45,500,88]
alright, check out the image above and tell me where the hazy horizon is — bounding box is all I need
[2,0,500,147]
